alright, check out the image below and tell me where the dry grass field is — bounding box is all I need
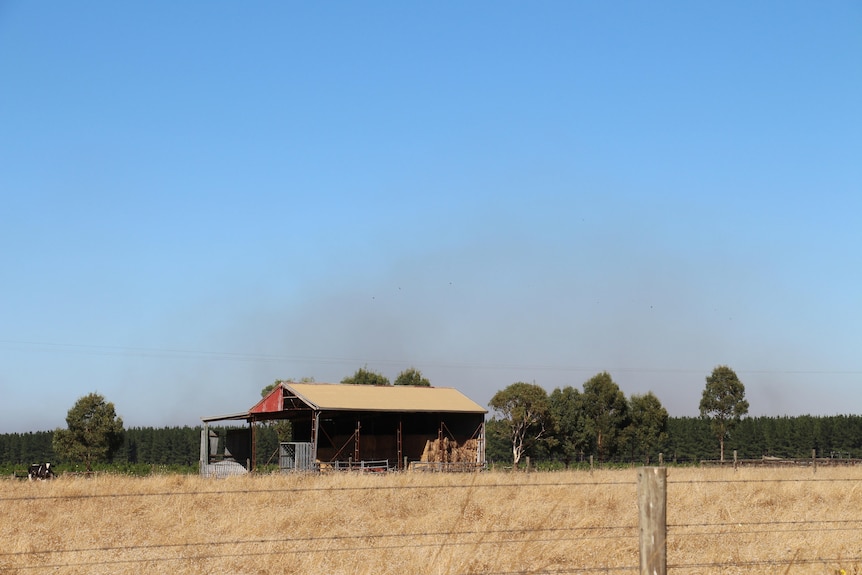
[2,466,861,575]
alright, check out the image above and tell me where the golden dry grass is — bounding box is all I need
[1,466,860,574]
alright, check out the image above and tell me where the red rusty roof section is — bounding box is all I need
[249,384,284,414]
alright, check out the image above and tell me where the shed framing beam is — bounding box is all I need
[311,411,320,465]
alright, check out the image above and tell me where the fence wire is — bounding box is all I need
[3,472,862,573]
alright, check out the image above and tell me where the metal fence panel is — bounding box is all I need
[280,442,314,472]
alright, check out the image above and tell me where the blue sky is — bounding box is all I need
[1,2,860,433]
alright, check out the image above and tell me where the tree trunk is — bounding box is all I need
[597,430,603,462]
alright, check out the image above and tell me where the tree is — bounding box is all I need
[53,393,124,470]
[580,372,629,462]
[549,386,587,467]
[488,382,552,468]
[483,418,513,464]
[341,366,391,386]
[626,392,668,464]
[699,365,749,461]
[394,367,431,387]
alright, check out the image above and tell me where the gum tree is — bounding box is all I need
[699,365,749,461]
[489,382,552,468]
[549,385,587,467]
[626,392,668,464]
[53,393,124,471]
[341,366,391,386]
[580,372,629,462]
[394,367,431,387]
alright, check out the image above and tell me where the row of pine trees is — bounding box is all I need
[0,426,281,470]
[3,414,862,469]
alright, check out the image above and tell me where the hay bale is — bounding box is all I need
[421,438,479,463]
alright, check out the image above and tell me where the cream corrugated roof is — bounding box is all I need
[285,382,487,413]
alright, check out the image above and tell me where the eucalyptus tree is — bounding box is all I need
[699,365,749,461]
[394,367,431,386]
[549,386,587,467]
[580,372,629,462]
[626,392,668,464]
[53,393,125,471]
[488,382,553,468]
[341,366,391,386]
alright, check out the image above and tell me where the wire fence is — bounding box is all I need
[2,470,861,574]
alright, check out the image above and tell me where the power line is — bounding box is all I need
[2,338,859,375]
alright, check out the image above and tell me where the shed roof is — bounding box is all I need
[253,382,487,415]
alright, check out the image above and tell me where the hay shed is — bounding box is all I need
[200,382,487,475]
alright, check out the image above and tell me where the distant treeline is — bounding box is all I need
[492,414,862,464]
[0,426,282,468]
[3,415,862,468]
[663,415,862,462]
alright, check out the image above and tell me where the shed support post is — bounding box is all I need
[354,420,361,463]
[438,423,444,464]
[200,423,209,476]
[312,412,320,467]
[638,466,667,575]
[397,419,403,470]
[250,419,258,472]
[478,421,485,470]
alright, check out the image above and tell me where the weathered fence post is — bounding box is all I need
[638,467,667,575]
[733,450,738,471]
[812,449,817,474]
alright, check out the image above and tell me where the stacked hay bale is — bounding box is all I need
[421,438,479,464]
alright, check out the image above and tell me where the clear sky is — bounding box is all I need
[1,2,860,433]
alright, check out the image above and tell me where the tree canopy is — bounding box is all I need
[53,393,125,470]
[580,372,629,462]
[625,392,668,464]
[394,367,431,387]
[341,367,391,386]
[549,386,586,467]
[699,365,749,461]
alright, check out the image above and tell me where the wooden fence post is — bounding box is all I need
[638,467,667,575]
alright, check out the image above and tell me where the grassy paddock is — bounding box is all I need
[2,467,861,574]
